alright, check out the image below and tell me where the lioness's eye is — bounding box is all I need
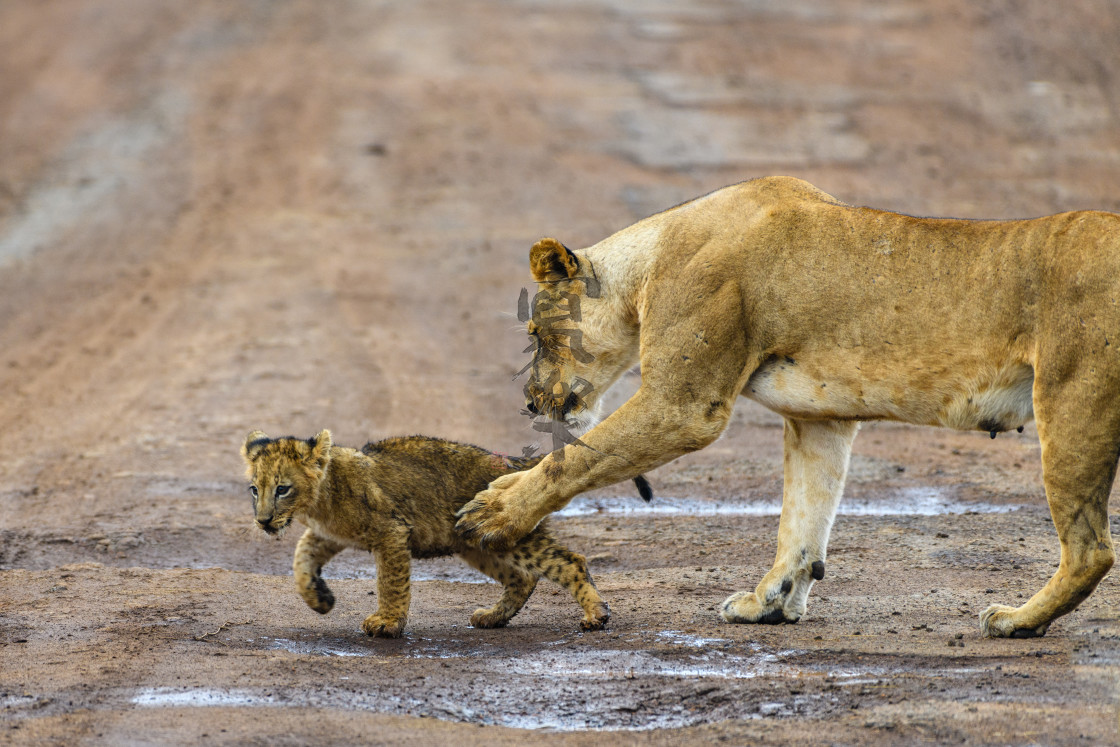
[275,485,291,498]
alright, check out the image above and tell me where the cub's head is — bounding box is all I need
[240,429,331,535]
[521,238,637,432]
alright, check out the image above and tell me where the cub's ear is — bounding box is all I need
[530,238,580,282]
[242,430,270,462]
[307,429,332,472]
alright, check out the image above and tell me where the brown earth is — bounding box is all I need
[2,1,1120,744]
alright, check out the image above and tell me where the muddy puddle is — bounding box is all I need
[129,631,993,731]
[556,487,1022,517]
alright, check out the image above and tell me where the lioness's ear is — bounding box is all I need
[307,429,332,472]
[530,238,580,282]
[242,430,270,462]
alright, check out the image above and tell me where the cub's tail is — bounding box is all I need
[504,452,653,503]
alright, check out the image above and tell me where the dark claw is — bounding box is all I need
[757,609,794,625]
[990,430,997,439]
[811,560,826,580]
[1009,627,1045,639]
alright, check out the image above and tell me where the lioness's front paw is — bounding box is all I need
[980,604,1050,639]
[362,614,406,638]
[299,577,335,614]
[455,474,537,552]
[469,607,511,629]
[720,590,800,625]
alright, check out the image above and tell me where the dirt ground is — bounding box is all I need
[2,0,1120,744]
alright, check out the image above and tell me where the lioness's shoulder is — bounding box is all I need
[736,176,850,208]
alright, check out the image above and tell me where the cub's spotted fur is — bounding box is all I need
[241,430,645,637]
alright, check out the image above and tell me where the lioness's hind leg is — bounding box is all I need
[514,530,610,631]
[293,529,344,614]
[723,419,857,625]
[459,549,538,628]
[982,386,1117,638]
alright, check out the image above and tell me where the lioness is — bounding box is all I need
[242,430,650,636]
[457,176,1119,639]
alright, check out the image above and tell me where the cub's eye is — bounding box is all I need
[249,485,258,498]
[275,485,292,499]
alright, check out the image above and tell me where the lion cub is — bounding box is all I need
[241,430,646,637]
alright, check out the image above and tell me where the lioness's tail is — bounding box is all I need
[632,474,653,502]
[504,453,653,503]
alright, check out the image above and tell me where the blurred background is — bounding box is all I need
[2,0,1118,558]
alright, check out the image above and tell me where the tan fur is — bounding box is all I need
[456,176,1120,638]
[241,430,610,637]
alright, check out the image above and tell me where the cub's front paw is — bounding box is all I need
[980,603,1050,639]
[299,577,335,614]
[455,473,536,552]
[469,607,511,629]
[720,590,799,625]
[362,613,406,638]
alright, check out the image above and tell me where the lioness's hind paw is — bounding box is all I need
[980,604,1050,638]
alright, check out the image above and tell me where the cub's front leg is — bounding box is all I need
[364,526,412,638]
[293,529,344,614]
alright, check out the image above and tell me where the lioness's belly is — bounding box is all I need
[743,354,1035,433]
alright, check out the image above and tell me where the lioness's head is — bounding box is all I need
[240,429,331,535]
[521,238,637,432]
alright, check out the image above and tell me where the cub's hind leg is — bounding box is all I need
[981,380,1118,638]
[514,528,610,631]
[293,529,344,614]
[459,549,538,628]
[723,418,858,625]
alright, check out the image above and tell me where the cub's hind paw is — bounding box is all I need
[362,613,406,638]
[980,604,1050,639]
[580,603,610,631]
[469,608,511,629]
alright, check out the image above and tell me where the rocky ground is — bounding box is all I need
[1,1,1119,744]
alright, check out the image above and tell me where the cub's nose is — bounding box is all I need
[256,516,274,529]
[525,399,539,415]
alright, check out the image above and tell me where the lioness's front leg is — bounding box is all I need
[456,387,733,551]
[293,529,344,614]
[722,418,858,625]
[364,526,411,638]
